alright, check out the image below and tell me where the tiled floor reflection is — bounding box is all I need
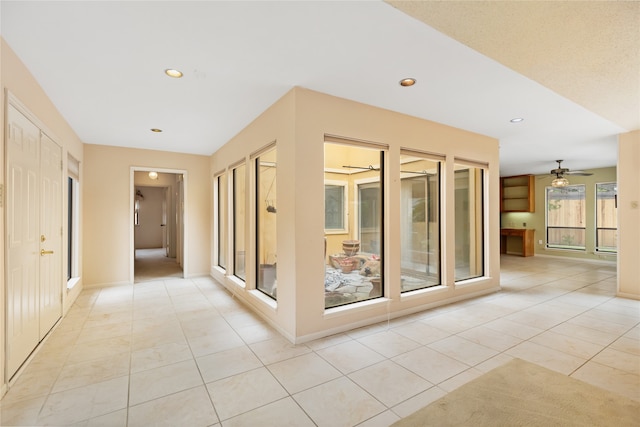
[1,256,638,426]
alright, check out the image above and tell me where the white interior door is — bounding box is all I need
[39,134,63,337]
[6,105,62,379]
[6,105,41,378]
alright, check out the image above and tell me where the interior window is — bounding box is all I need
[216,173,227,269]
[324,142,384,309]
[256,148,277,299]
[454,164,484,281]
[233,164,247,280]
[400,153,441,292]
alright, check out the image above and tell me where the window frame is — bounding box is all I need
[545,184,587,251]
[324,180,348,234]
[215,172,228,270]
[595,182,617,253]
[324,142,385,310]
[255,148,277,300]
[453,163,486,283]
[399,153,442,292]
[232,164,247,281]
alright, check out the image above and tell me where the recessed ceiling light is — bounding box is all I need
[164,69,183,78]
[148,171,158,180]
[150,128,163,133]
[510,117,524,123]
[399,78,416,87]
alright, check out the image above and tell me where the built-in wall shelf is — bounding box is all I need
[500,174,535,212]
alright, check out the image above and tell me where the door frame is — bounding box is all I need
[129,167,188,283]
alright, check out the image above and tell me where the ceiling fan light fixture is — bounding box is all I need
[551,176,569,187]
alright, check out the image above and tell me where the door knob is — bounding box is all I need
[40,249,54,256]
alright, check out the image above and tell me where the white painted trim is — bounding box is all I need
[6,91,61,145]
[66,277,80,291]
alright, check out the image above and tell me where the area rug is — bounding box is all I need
[392,358,639,427]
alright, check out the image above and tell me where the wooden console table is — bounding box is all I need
[500,228,535,257]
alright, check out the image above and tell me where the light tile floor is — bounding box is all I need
[1,256,638,426]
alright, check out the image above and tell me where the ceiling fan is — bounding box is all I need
[549,160,592,187]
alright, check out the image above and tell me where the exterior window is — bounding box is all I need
[596,182,617,253]
[546,184,586,250]
[454,165,484,281]
[67,177,80,281]
[233,164,246,280]
[216,173,227,269]
[68,155,80,285]
[324,142,384,309]
[400,153,440,292]
[256,148,277,298]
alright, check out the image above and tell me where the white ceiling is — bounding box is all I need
[1,1,636,176]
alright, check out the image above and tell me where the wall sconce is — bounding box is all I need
[148,171,158,180]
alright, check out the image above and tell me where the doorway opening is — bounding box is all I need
[130,168,187,283]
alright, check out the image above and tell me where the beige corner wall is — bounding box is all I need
[501,167,618,262]
[211,87,500,342]
[1,38,85,394]
[617,131,640,299]
[83,145,211,285]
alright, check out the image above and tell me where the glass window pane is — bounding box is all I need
[454,166,484,281]
[68,175,80,282]
[324,142,384,309]
[217,174,227,269]
[400,155,440,292]
[68,177,73,280]
[257,148,277,298]
[233,164,246,280]
[325,184,345,231]
[596,182,617,252]
[546,185,586,250]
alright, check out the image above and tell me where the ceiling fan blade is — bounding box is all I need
[565,171,593,176]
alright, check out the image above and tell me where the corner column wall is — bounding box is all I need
[617,130,640,299]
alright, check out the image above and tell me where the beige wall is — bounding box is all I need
[83,145,211,285]
[1,38,85,394]
[211,87,500,342]
[618,131,640,298]
[501,167,618,261]
[134,186,165,249]
[211,89,297,336]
